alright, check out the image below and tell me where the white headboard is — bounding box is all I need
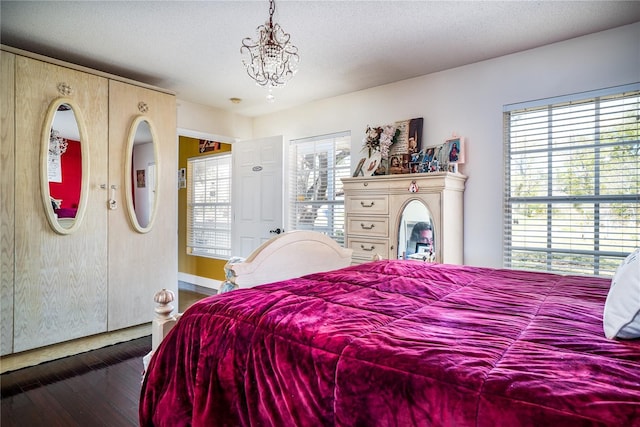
[228,231,353,288]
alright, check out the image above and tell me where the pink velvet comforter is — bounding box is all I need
[140,261,640,426]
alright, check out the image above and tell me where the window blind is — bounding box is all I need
[186,153,232,259]
[289,131,351,244]
[504,85,639,277]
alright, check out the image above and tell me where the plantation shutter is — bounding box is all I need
[289,131,351,244]
[503,84,639,277]
[186,153,232,259]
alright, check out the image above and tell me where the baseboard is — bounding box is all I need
[0,324,151,374]
[177,272,222,291]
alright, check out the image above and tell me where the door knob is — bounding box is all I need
[269,228,284,234]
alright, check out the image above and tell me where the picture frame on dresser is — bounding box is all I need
[353,157,366,177]
[445,136,464,164]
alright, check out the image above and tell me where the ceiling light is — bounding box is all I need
[241,0,299,103]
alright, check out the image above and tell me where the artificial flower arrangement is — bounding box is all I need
[362,124,401,158]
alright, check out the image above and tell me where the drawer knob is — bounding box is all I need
[360,201,375,208]
[360,223,375,230]
[360,244,375,251]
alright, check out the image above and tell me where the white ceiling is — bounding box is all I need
[2,1,639,118]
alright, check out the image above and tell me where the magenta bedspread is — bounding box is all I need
[140,261,640,426]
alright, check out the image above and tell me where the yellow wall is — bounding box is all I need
[178,136,231,281]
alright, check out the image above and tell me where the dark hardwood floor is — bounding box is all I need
[1,287,213,427]
[1,336,150,426]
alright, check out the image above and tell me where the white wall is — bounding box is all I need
[247,23,640,268]
[177,99,253,141]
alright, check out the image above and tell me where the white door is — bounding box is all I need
[232,135,284,258]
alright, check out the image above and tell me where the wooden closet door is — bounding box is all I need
[13,56,109,352]
[107,80,177,331]
[1,51,16,356]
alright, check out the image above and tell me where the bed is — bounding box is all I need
[140,243,640,426]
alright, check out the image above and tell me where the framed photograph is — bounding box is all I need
[199,139,221,153]
[353,157,366,177]
[389,117,424,160]
[445,137,464,164]
[136,169,146,188]
[388,155,403,174]
[407,117,424,156]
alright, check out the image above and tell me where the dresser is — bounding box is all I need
[342,173,466,264]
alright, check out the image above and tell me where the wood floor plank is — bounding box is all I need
[24,385,81,427]
[1,336,152,427]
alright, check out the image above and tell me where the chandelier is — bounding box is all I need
[49,129,68,156]
[240,0,299,102]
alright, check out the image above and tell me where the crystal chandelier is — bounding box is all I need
[241,0,299,102]
[49,129,68,156]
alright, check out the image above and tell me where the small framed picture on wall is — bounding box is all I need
[178,167,187,188]
[137,169,146,188]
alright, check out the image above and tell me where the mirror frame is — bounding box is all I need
[124,115,160,234]
[396,198,437,261]
[40,97,90,235]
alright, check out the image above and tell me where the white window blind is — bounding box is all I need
[186,153,232,259]
[504,84,639,277]
[289,131,351,244]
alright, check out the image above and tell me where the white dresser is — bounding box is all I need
[342,173,466,264]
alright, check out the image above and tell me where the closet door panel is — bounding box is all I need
[108,80,177,330]
[1,51,15,356]
[13,56,109,352]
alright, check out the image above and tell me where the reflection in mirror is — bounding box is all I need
[42,100,87,234]
[397,199,436,261]
[125,117,158,233]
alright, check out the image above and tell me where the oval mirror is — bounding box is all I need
[124,116,159,233]
[40,98,89,235]
[397,199,436,262]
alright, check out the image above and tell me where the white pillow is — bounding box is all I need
[603,248,640,339]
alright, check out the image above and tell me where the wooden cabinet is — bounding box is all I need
[342,173,466,265]
[13,55,110,352]
[107,81,177,331]
[0,47,177,359]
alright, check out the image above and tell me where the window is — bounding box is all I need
[289,131,351,244]
[186,153,232,259]
[504,84,639,277]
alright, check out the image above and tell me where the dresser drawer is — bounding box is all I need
[347,216,389,238]
[346,195,388,216]
[348,238,389,259]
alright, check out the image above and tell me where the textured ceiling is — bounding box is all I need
[2,1,639,117]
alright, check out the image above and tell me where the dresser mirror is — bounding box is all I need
[41,99,89,235]
[124,116,159,233]
[397,199,436,261]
